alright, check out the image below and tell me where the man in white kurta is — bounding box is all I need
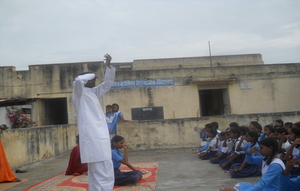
[72,54,115,191]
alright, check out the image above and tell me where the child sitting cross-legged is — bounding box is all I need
[210,132,230,164]
[198,129,218,160]
[230,131,262,178]
[111,135,144,186]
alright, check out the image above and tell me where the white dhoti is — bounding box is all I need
[88,160,114,191]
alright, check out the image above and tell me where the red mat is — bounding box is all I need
[24,162,158,191]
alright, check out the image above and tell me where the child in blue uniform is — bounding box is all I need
[199,129,218,160]
[111,135,143,185]
[219,128,245,171]
[230,131,262,178]
[234,137,285,191]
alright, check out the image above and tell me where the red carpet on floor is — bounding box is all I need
[24,161,158,191]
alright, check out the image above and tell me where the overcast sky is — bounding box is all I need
[0,0,299,70]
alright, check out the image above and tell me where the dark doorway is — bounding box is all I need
[44,98,68,125]
[199,89,225,116]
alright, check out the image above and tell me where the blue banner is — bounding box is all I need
[111,78,174,89]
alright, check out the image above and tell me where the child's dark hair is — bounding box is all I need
[211,122,219,130]
[250,121,259,126]
[293,122,300,128]
[290,127,300,137]
[229,122,239,129]
[230,128,241,137]
[247,131,259,147]
[205,123,214,130]
[275,119,284,126]
[209,129,218,137]
[219,132,226,137]
[284,122,293,126]
[276,127,288,135]
[111,135,124,149]
[112,103,119,107]
[264,125,275,134]
[253,123,262,131]
[239,126,249,135]
[259,137,278,165]
[106,105,112,109]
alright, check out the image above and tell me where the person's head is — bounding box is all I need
[106,105,113,114]
[111,135,125,149]
[205,123,214,130]
[78,72,97,88]
[275,127,288,141]
[112,103,119,112]
[288,127,300,142]
[263,125,275,136]
[211,122,219,130]
[284,123,293,131]
[229,128,241,139]
[244,131,259,144]
[275,119,284,127]
[207,129,218,138]
[284,122,293,130]
[293,122,300,128]
[259,137,278,165]
[273,125,281,131]
[225,132,230,139]
[239,126,249,136]
[219,132,226,141]
[248,122,262,132]
[229,122,239,129]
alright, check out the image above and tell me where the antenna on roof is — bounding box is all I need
[208,41,212,67]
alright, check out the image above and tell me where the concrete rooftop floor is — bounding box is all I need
[5,148,261,191]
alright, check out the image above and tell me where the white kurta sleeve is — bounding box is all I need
[93,66,116,98]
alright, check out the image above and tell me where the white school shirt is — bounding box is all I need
[209,136,218,151]
[72,66,116,163]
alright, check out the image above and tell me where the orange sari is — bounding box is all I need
[0,139,17,182]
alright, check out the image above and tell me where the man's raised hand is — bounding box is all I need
[104,54,112,68]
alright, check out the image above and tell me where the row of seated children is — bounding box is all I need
[197,120,300,190]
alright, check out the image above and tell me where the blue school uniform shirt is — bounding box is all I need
[240,156,285,191]
[280,174,300,191]
[106,113,118,134]
[112,149,123,168]
[114,111,124,121]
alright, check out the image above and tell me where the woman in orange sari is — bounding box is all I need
[0,124,20,182]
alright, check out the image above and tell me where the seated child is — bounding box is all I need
[280,154,300,191]
[198,123,214,154]
[219,128,245,171]
[233,137,285,191]
[210,132,229,164]
[111,135,143,185]
[275,127,290,159]
[199,129,218,160]
[263,124,275,138]
[65,135,88,175]
[284,128,300,178]
[230,131,262,178]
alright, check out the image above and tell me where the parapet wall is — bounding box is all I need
[2,124,78,169]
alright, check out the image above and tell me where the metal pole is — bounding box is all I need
[208,41,212,67]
